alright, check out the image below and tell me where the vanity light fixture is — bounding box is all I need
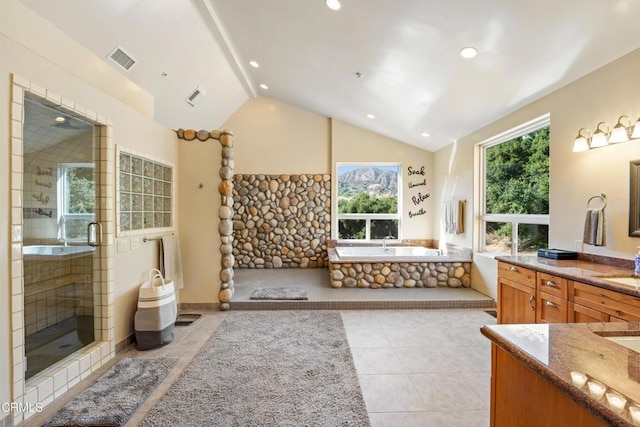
[589,122,610,148]
[326,0,341,10]
[575,113,640,152]
[572,128,591,152]
[632,116,640,139]
[609,115,632,143]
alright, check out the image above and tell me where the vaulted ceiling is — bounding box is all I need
[20,0,640,151]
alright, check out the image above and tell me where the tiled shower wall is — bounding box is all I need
[23,254,93,336]
[232,174,331,268]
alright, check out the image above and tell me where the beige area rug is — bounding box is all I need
[142,311,370,426]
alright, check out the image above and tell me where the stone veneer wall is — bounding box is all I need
[329,260,471,288]
[232,174,331,268]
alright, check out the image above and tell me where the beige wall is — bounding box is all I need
[223,96,331,174]
[331,120,433,240]
[434,47,640,298]
[0,0,178,407]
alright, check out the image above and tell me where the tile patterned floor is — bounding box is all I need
[344,309,495,427]
[27,308,495,427]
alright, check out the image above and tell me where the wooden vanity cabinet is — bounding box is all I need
[497,262,536,324]
[535,273,568,323]
[490,344,606,427]
[571,281,640,322]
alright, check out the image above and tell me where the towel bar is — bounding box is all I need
[143,233,174,243]
[587,193,606,209]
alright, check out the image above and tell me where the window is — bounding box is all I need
[336,164,401,240]
[117,148,174,235]
[58,163,95,242]
[478,115,550,256]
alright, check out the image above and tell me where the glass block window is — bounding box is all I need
[117,147,173,235]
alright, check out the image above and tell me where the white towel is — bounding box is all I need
[159,235,184,289]
[444,200,464,235]
[583,208,605,246]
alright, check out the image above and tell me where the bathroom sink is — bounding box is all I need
[597,275,640,289]
[604,335,640,353]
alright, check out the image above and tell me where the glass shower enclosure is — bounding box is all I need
[22,96,100,380]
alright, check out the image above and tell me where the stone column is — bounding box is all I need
[218,131,234,310]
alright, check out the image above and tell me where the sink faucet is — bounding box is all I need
[383,235,395,250]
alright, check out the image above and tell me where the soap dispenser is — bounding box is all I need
[635,247,640,276]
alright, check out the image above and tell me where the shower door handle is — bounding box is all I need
[87,221,103,247]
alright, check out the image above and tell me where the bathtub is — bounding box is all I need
[23,245,95,259]
[335,246,441,261]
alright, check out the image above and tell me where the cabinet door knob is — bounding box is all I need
[545,301,558,308]
[616,310,624,316]
[545,280,558,288]
[529,296,535,310]
[510,266,519,272]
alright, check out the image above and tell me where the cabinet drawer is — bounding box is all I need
[498,262,536,288]
[537,272,568,299]
[569,302,608,323]
[572,281,640,322]
[536,292,568,323]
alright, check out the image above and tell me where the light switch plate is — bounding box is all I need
[130,237,140,250]
[117,238,129,253]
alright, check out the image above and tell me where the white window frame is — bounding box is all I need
[58,163,95,242]
[476,114,550,256]
[335,162,402,241]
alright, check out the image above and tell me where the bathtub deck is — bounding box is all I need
[230,268,495,310]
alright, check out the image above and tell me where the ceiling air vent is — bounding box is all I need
[185,86,206,107]
[107,46,136,71]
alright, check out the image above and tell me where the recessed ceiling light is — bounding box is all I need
[460,47,478,59]
[421,132,430,138]
[259,84,269,90]
[366,113,375,119]
[249,60,260,68]
[326,0,341,10]
[54,116,66,123]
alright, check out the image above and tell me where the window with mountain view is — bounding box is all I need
[479,115,550,256]
[337,164,400,240]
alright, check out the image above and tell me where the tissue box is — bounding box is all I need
[537,248,578,260]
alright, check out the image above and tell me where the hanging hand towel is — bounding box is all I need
[159,235,184,289]
[456,200,464,235]
[583,208,605,246]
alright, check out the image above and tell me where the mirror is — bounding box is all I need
[630,160,640,237]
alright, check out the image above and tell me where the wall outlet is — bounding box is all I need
[130,237,140,250]
[117,238,129,253]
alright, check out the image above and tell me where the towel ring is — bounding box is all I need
[587,193,606,209]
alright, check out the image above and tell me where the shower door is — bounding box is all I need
[22,96,101,380]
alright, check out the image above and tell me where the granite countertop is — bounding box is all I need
[481,322,640,426]
[497,255,640,298]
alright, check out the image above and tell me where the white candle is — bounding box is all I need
[629,406,640,426]
[571,371,588,388]
[587,381,606,399]
[606,392,626,414]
